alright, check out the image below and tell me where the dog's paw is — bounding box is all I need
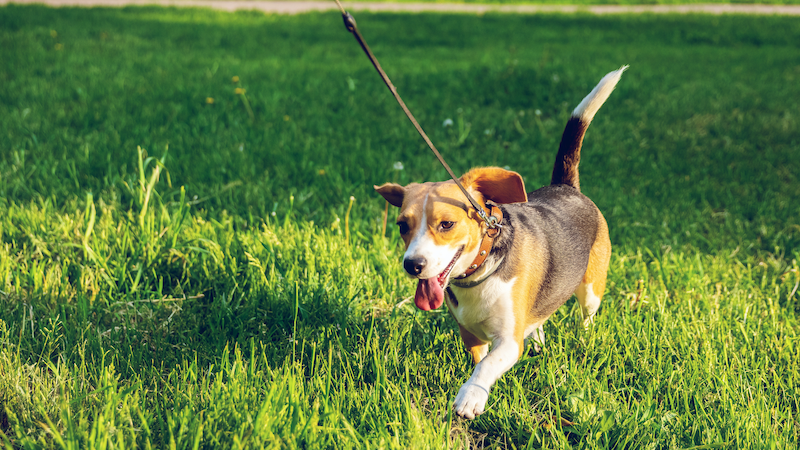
[453,383,489,420]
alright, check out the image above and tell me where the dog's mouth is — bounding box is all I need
[414,247,462,311]
[437,248,462,285]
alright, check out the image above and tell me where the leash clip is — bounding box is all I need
[477,207,502,230]
[342,12,357,33]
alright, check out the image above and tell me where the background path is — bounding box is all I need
[2,0,800,15]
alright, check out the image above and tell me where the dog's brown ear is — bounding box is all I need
[460,167,528,204]
[374,183,405,207]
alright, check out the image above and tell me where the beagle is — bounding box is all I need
[375,67,626,419]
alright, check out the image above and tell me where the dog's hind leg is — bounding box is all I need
[576,213,611,328]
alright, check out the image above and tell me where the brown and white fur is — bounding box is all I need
[375,67,626,419]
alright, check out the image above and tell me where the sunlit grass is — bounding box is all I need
[1,5,799,448]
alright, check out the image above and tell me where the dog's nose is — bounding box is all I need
[404,257,427,276]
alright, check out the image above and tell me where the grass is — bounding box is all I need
[1,4,800,448]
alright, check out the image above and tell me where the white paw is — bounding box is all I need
[453,383,489,420]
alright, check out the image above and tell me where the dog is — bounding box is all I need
[375,67,626,419]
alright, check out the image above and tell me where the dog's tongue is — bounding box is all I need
[414,278,444,311]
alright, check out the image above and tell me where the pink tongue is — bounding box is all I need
[414,278,444,311]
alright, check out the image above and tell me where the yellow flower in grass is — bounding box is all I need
[206,97,215,104]
[232,76,240,83]
[234,88,245,95]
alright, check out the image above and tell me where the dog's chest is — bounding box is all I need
[448,276,518,342]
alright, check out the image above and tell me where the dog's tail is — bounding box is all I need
[550,66,627,191]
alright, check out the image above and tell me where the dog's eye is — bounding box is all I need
[439,221,455,231]
[397,221,410,235]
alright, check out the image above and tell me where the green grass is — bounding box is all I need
[1,4,800,448]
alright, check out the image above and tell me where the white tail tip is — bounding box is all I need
[572,65,628,124]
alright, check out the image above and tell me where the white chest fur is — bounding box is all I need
[448,275,518,343]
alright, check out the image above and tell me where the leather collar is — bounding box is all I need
[455,205,503,280]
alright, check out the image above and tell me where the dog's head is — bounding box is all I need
[375,167,527,311]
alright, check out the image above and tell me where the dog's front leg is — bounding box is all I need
[453,335,521,419]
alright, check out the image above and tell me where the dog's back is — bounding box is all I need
[500,185,599,320]
[499,67,627,322]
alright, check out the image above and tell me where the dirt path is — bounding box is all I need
[2,0,799,15]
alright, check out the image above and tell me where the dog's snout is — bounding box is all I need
[404,257,427,276]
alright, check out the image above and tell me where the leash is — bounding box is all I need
[333,0,501,230]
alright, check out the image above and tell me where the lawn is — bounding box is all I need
[1,4,799,448]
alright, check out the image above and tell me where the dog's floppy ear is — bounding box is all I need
[460,167,528,204]
[374,183,405,207]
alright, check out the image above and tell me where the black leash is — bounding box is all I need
[333,0,500,229]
